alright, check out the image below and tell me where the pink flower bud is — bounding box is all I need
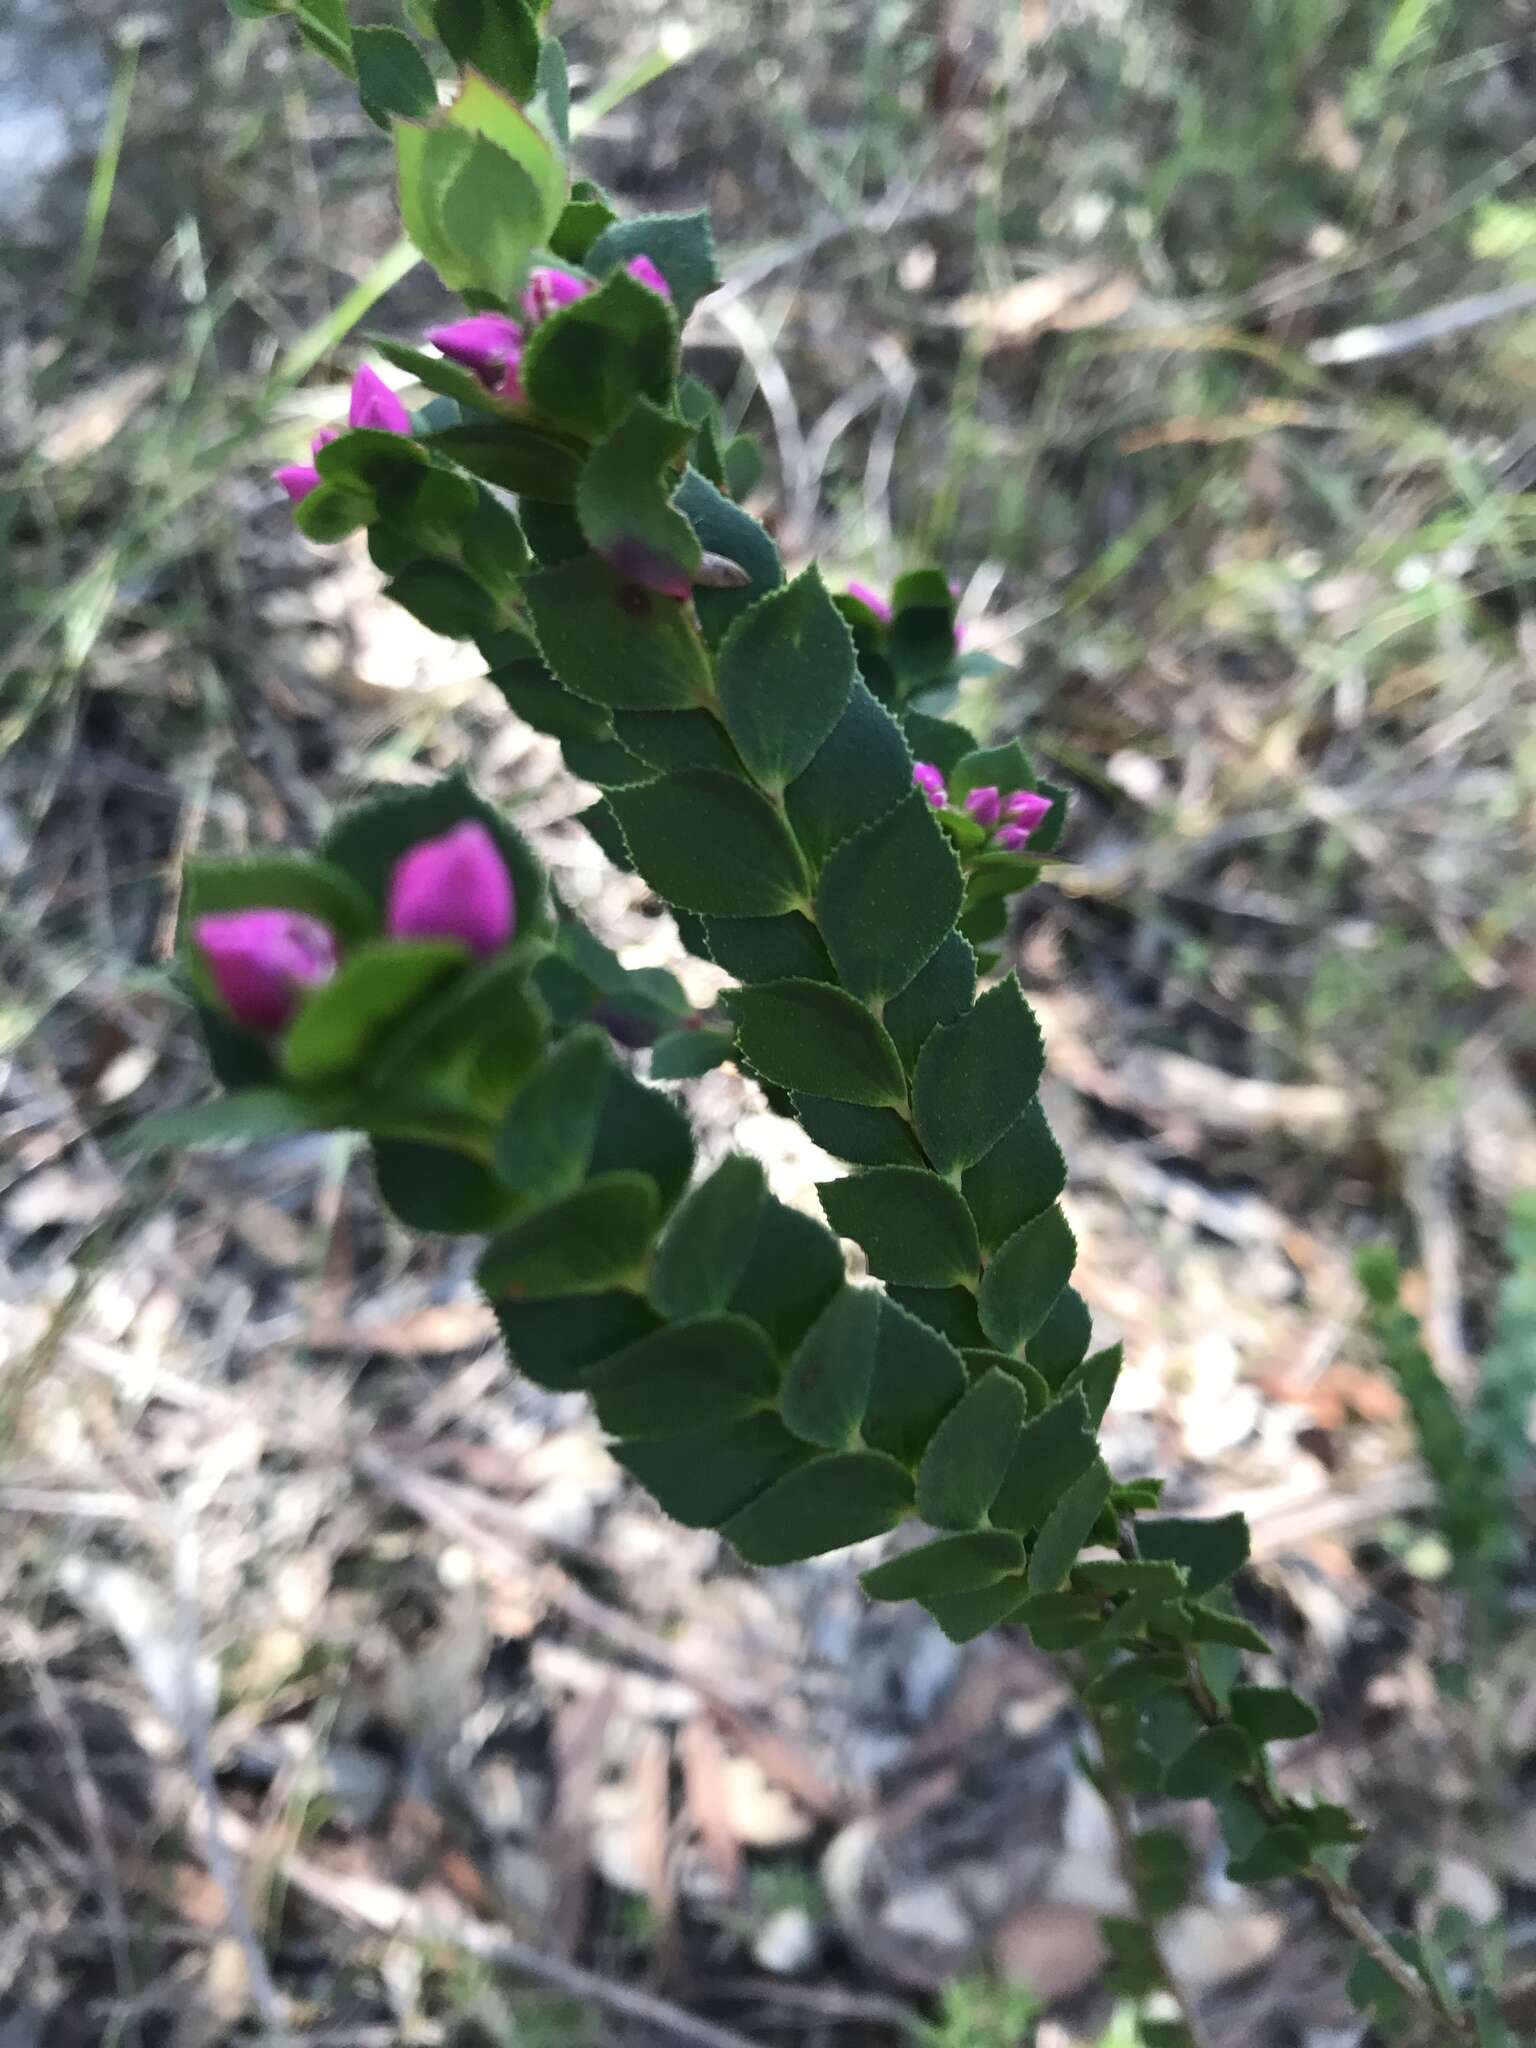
[964,785,1001,828]
[995,824,1030,851]
[195,909,338,1035]
[846,581,893,623]
[523,265,592,323]
[1004,789,1053,835]
[425,312,526,401]
[348,363,411,435]
[386,821,515,957]
[912,762,947,808]
[625,254,671,299]
[274,462,323,504]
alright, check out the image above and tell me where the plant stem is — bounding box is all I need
[1073,1677,1215,2048]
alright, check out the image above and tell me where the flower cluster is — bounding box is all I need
[274,365,411,504]
[195,823,514,1036]
[427,257,670,405]
[911,762,1052,851]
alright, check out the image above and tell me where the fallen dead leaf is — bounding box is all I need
[949,263,1138,350]
[993,1902,1108,2002]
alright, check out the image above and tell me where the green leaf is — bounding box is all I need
[1073,1558,1188,1599]
[551,180,618,262]
[385,559,501,639]
[949,740,1034,804]
[523,551,711,710]
[494,1024,612,1200]
[886,1284,987,1350]
[814,792,964,1004]
[1230,1685,1321,1743]
[1138,1514,1251,1598]
[725,979,906,1107]
[918,1576,1031,1643]
[889,569,959,698]
[1292,1800,1366,1848]
[479,1172,659,1298]
[290,0,354,71]
[533,31,568,143]
[321,774,549,938]
[962,1347,1050,1411]
[882,930,977,1076]
[589,1065,694,1211]
[722,1450,914,1565]
[912,973,1045,1174]
[819,1166,980,1288]
[373,953,547,1103]
[370,1138,514,1232]
[916,1367,1027,1529]
[1083,1654,1187,1708]
[134,1088,334,1152]
[1132,1826,1196,1917]
[781,1284,880,1450]
[1226,1825,1312,1884]
[446,66,565,231]
[782,680,913,871]
[648,1025,734,1078]
[1060,1339,1121,1425]
[705,913,833,985]
[424,419,585,499]
[1163,1725,1255,1799]
[607,771,810,917]
[617,1414,810,1529]
[522,268,676,440]
[903,711,975,778]
[862,1297,970,1468]
[1013,1591,1102,1651]
[612,708,743,776]
[294,481,374,543]
[587,210,722,319]
[577,398,701,599]
[727,1196,845,1355]
[354,24,438,117]
[648,1153,766,1318]
[434,0,540,98]
[674,470,782,647]
[1176,1603,1271,1654]
[492,1289,658,1390]
[990,1387,1097,1537]
[791,1097,924,1167]
[281,940,465,1083]
[589,1315,779,1439]
[977,1205,1076,1353]
[182,853,375,945]
[861,1531,1024,1602]
[1027,1454,1111,1591]
[1027,1287,1094,1386]
[716,567,856,794]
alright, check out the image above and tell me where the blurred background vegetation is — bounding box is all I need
[2,1,1535,2043]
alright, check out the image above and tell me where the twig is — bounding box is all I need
[223,1812,768,2048]
[1306,279,1536,366]
[1072,1677,1215,2048]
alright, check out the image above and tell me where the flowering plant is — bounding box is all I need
[152,3,1518,2039]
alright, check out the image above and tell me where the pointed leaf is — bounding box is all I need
[354,24,438,118]
[723,1451,913,1565]
[1163,1725,1255,1799]
[705,912,833,985]
[978,1205,1077,1352]
[608,770,810,917]
[863,1297,970,1468]
[1027,1286,1094,1386]
[434,0,539,98]
[495,1024,613,1199]
[281,940,466,1084]
[1137,1514,1251,1597]
[814,791,964,1004]
[522,268,676,440]
[371,1139,513,1232]
[918,1576,1031,1643]
[492,1289,658,1391]
[587,210,722,319]
[524,551,711,711]
[911,974,1045,1175]
[617,1413,810,1528]
[886,1283,987,1350]
[991,1387,1097,1536]
[727,1196,845,1355]
[819,1167,980,1288]
[1226,1825,1311,1884]
[577,398,701,598]
[1230,1685,1321,1743]
[725,980,906,1107]
[916,1368,1027,1530]
[589,1315,779,1439]
[1027,1453,1112,1591]
[881,929,978,1077]
[792,1096,924,1167]
[674,470,782,647]
[783,680,914,870]
[1083,1654,1187,1708]
[135,1088,334,1152]
[961,1099,1066,1254]
[716,567,856,794]
[648,1153,766,1318]
[479,1172,659,1298]
[861,1531,1024,1602]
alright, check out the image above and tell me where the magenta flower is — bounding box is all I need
[523,265,591,323]
[273,366,408,503]
[964,786,1001,829]
[347,363,411,436]
[386,822,515,957]
[847,581,893,623]
[195,909,338,1035]
[625,254,671,299]
[1005,790,1053,835]
[425,312,526,401]
[912,762,947,809]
